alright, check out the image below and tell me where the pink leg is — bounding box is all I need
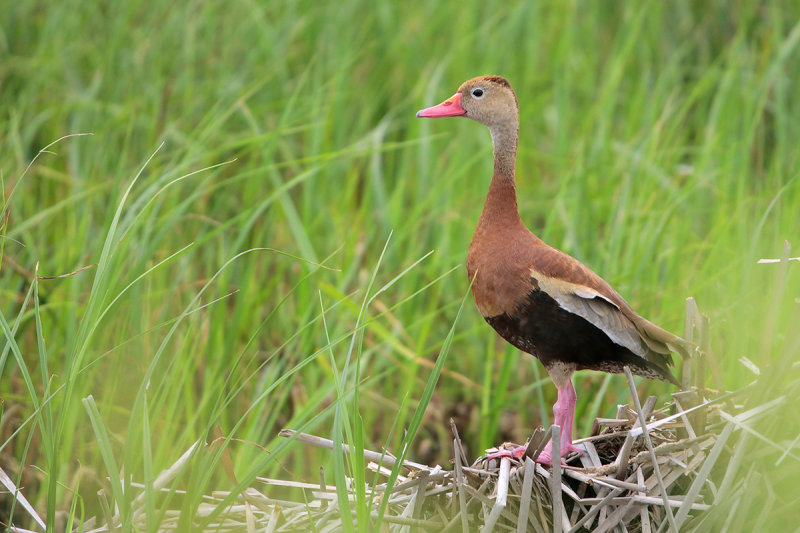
[484,379,584,465]
[537,367,583,465]
[484,366,584,466]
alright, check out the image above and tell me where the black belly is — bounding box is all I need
[484,289,666,380]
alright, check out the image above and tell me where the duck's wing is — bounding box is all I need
[527,244,692,383]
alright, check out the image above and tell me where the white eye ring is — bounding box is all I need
[471,88,485,98]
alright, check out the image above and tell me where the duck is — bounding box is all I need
[417,75,691,465]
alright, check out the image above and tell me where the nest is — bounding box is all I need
[59,368,765,532]
[256,372,741,532]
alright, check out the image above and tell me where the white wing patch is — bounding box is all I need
[531,271,646,356]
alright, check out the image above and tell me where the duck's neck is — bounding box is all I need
[478,121,522,228]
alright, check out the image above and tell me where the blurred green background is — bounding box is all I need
[1,0,799,530]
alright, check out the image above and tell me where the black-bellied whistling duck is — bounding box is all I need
[417,76,691,465]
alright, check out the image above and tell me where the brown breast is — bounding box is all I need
[467,222,541,317]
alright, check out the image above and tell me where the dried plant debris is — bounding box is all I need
[71,380,795,533]
[73,303,796,531]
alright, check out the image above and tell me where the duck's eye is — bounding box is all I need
[471,88,484,98]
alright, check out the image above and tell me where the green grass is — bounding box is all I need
[1,0,799,530]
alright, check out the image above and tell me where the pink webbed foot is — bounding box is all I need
[484,442,583,466]
[534,449,555,466]
[536,441,584,466]
[564,442,584,455]
[484,445,527,462]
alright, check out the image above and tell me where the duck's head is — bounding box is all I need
[416,75,518,128]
